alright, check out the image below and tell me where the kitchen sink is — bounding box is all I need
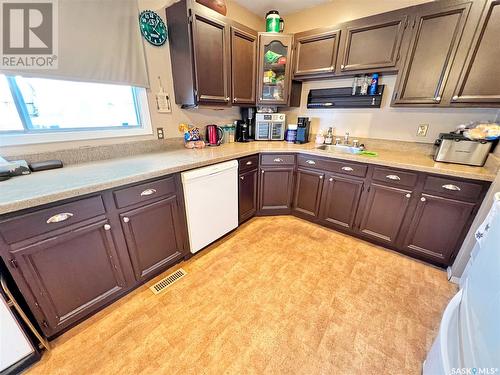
[316,144,363,154]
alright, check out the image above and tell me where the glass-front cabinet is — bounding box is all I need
[257,33,294,106]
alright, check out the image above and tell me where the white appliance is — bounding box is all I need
[424,192,500,374]
[0,294,36,372]
[255,113,286,140]
[181,160,238,253]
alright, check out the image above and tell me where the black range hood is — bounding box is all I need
[307,85,385,109]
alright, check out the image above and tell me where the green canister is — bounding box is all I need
[266,10,280,32]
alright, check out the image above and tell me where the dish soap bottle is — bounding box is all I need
[324,127,334,145]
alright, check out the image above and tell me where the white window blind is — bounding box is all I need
[0,0,149,88]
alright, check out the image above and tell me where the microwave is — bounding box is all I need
[255,113,286,141]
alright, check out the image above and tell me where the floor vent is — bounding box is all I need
[150,268,187,295]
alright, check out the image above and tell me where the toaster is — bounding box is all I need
[434,133,493,167]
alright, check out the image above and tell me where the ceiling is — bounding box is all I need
[232,0,332,16]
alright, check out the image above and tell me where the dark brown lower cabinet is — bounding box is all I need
[120,196,185,282]
[401,193,476,264]
[319,174,364,231]
[293,168,324,218]
[258,166,295,214]
[9,219,126,335]
[238,168,258,223]
[357,183,413,245]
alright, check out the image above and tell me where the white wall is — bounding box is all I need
[284,75,500,143]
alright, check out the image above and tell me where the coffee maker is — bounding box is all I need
[237,107,256,141]
[296,117,311,144]
[235,120,250,142]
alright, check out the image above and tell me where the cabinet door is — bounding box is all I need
[393,1,472,105]
[191,11,230,105]
[339,10,408,73]
[451,0,500,105]
[259,167,294,214]
[319,174,364,231]
[239,168,258,223]
[120,196,185,282]
[293,168,324,218]
[231,26,257,105]
[293,28,340,79]
[357,184,413,245]
[11,220,126,334]
[402,194,475,265]
[257,33,293,106]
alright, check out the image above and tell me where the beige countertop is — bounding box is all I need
[0,141,497,215]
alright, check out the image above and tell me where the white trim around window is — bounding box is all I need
[0,88,153,147]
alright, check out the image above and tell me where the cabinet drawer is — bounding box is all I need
[113,176,177,209]
[297,155,367,178]
[372,167,418,188]
[261,154,296,166]
[0,196,105,244]
[423,176,483,202]
[239,154,259,172]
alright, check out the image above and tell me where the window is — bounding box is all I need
[0,75,152,146]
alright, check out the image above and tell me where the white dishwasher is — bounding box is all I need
[181,160,239,253]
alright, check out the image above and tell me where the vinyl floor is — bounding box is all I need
[27,216,457,375]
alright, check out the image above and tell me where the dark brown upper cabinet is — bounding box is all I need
[120,196,185,282]
[257,33,294,106]
[401,194,476,265]
[292,27,341,80]
[392,0,473,106]
[191,11,231,105]
[231,25,257,106]
[166,0,257,107]
[293,168,325,218]
[450,0,500,106]
[338,9,409,74]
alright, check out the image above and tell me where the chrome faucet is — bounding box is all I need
[343,132,350,145]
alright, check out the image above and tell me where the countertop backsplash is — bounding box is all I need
[4,138,186,166]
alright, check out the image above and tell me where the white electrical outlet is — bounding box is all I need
[417,124,429,137]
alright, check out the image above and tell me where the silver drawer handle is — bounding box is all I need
[123,217,130,223]
[245,161,253,165]
[442,184,461,191]
[273,158,283,162]
[329,178,333,182]
[319,175,323,179]
[386,175,401,181]
[104,224,111,231]
[405,193,411,198]
[240,176,244,180]
[46,212,73,224]
[341,166,354,172]
[141,188,157,196]
[306,160,316,165]
[421,197,426,202]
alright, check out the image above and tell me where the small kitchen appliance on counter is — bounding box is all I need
[235,120,250,142]
[205,124,224,146]
[240,107,256,140]
[255,113,286,140]
[434,133,494,166]
[295,117,311,144]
